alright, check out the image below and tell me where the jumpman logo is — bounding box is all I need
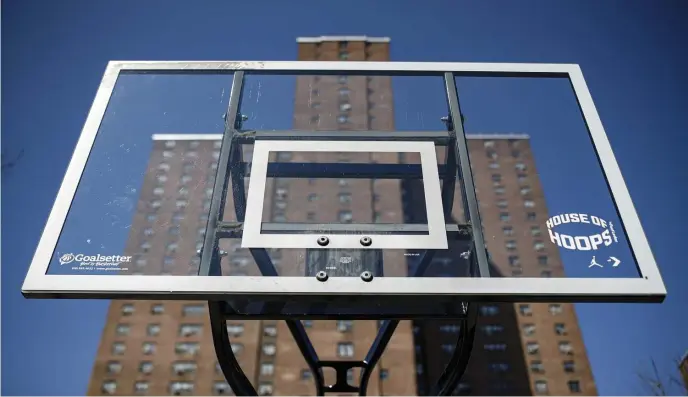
[589,256,603,268]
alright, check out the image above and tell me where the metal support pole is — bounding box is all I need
[443,72,491,278]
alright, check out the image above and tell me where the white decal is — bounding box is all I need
[545,213,616,251]
[58,253,131,271]
[589,256,602,268]
[607,256,621,267]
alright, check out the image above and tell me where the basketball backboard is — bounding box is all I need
[21,61,666,316]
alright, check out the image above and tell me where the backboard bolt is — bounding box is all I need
[316,271,328,282]
[360,236,372,246]
[317,236,330,246]
[360,271,374,282]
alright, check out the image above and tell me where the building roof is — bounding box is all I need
[296,36,391,43]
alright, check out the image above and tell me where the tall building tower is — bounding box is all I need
[87,36,596,397]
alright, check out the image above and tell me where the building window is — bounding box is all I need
[140,242,152,252]
[538,255,548,266]
[503,226,514,236]
[213,382,231,395]
[153,187,164,196]
[508,256,520,267]
[441,344,455,353]
[531,226,542,236]
[492,174,501,182]
[534,241,545,251]
[142,342,156,355]
[185,151,198,158]
[260,363,274,376]
[337,115,349,124]
[534,380,548,394]
[102,381,117,395]
[520,186,532,195]
[262,343,277,356]
[231,343,243,355]
[484,343,507,351]
[337,342,354,357]
[263,325,277,337]
[527,342,540,355]
[179,324,203,337]
[549,304,563,315]
[176,199,188,209]
[519,304,532,316]
[563,360,576,373]
[139,361,153,374]
[489,162,500,169]
[499,212,511,222]
[106,361,122,374]
[567,380,581,393]
[340,102,352,112]
[175,342,200,356]
[505,240,517,251]
[182,304,205,316]
[482,324,504,335]
[300,369,312,380]
[540,270,552,278]
[527,212,537,221]
[489,363,509,372]
[147,324,161,337]
[337,320,353,332]
[530,360,544,373]
[339,51,349,60]
[258,383,273,396]
[523,323,536,336]
[497,199,508,208]
[524,200,535,208]
[112,343,126,355]
[115,324,130,336]
[439,324,460,333]
[156,174,168,184]
[178,187,189,196]
[484,140,495,148]
[555,323,567,335]
[486,150,497,159]
[302,320,313,328]
[494,186,505,195]
[339,75,348,84]
[169,382,194,396]
[158,162,170,171]
[339,87,350,97]
[134,381,149,394]
[338,192,352,204]
[151,304,164,315]
[515,162,527,171]
[480,305,499,316]
[559,341,573,355]
[310,115,319,125]
[339,210,353,223]
[226,323,244,337]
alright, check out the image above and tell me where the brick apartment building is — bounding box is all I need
[87,36,596,396]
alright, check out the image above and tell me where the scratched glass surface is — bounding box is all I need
[47,73,234,275]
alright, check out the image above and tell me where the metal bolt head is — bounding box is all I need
[316,271,328,282]
[317,236,330,246]
[360,236,372,247]
[360,271,373,282]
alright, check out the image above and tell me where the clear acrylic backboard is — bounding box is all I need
[21,61,666,316]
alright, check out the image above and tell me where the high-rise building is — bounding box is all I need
[88,36,596,396]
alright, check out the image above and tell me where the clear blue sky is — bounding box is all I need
[2,0,687,395]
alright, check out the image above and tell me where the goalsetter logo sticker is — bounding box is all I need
[546,213,618,251]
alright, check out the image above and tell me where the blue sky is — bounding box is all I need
[2,0,687,395]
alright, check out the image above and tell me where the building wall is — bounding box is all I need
[88,36,596,397]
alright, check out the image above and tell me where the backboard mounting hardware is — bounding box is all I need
[360,236,372,246]
[315,271,328,282]
[361,271,374,282]
[317,236,329,247]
